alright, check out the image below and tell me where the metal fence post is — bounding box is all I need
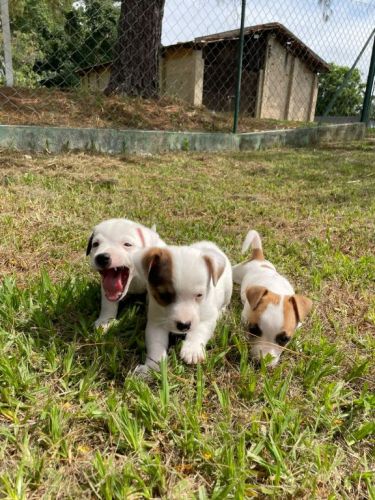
[360,34,375,125]
[232,0,246,134]
[0,0,14,87]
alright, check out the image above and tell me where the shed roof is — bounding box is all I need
[77,22,329,75]
[165,22,329,73]
[76,61,112,76]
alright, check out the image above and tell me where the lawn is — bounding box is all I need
[0,138,374,498]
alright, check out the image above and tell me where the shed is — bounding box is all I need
[77,22,329,122]
[77,62,112,93]
[161,23,329,122]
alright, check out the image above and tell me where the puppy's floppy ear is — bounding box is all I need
[142,248,163,278]
[290,295,313,322]
[138,247,172,286]
[246,286,268,310]
[202,249,226,287]
[86,233,94,256]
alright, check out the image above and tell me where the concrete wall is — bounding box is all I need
[259,37,318,122]
[259,37,292,120]
[255,69,265,118]
[78,49,205,107]
[288,57,317,121]
[0,123,365,155]
[308,74,319,122]
[160,48,204,106]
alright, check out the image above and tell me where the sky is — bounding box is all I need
[162,0,375,78]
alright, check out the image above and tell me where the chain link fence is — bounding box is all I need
[0,0,374,133]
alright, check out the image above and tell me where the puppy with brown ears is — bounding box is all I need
[232,230,312,367]
[133,241,233,374]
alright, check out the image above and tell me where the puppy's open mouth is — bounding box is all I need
[100,267,130,302]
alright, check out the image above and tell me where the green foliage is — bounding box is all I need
[0,31,41,87]
[35,1,119,87]
[10,0,71,32]
[316,63,365,116]
[4,0,119,87]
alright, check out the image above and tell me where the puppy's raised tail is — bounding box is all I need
[242,229,264,260]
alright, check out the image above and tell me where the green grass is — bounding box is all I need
[0,138,374,498]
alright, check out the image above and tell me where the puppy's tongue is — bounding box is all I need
[101,268,129,301]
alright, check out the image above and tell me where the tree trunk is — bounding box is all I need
[105,0,166,97]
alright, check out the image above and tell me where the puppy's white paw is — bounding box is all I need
[94,318,114,331]
[133,364,152,379]
[180,341,206,364]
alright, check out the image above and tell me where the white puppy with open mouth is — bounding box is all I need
[86,218,165,329]
[232,229,312,367]
[133,241,233,373]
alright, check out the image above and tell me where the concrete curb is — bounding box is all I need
[0,122,366,155]
[239,122,366,150]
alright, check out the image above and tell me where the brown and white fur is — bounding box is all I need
[232,230,312,367]
[86,218,165,329]
[133,241,233,374]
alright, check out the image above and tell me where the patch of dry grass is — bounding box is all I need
[0,86,309,133]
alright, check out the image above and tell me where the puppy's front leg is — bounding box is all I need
[134,323,169,375]
[94,287,119,330]
[180,320,216,365]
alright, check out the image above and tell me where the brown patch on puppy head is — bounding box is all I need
[245,286,281,325]
[282,297,299,336]
[142,248,176,306]
[203,255,225,287]
[245,286,280,310]
[290,295,313,323]
[283,294,313,337]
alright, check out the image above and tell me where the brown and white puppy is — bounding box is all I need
[86,218,165,329]
[133,241,233,374]
[232,230,312,367]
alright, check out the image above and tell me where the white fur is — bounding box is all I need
[87,218,165,329]
[241,229,263,254]
[134,241,232,373]
[233,229,295,367]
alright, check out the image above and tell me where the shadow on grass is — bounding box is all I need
[0,272,148,380]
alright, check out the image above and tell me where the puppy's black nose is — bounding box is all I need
[95,253,111,269]
[176,321,191,332]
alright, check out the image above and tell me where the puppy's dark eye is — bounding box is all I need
[249,324,262,337]
[124,242,132,247]
[92,242,99,248]
[196,293,203,299]
[276,332,291,347]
